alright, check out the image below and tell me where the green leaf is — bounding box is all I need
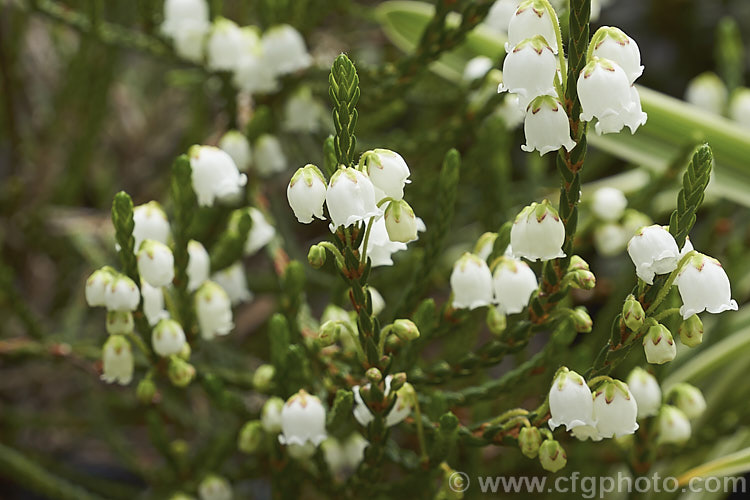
[677,447,750,486]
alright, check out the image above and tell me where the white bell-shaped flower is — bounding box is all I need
[384,200,418,243]
[591,27,644,84]
[675,253,738,319]
[657,405,691,445]
[104,274,140,312]
[278,390,327,446]
[521,96,576,155]
[101,335,134,385]
[133,201,170,252]
[685,72,727,114]
[141,281,169,326]
[450,253,494,310]
[510,200,566,261]
[578,57,642,134]
[591,187,627,221]
[287,164,327,224]
[218,130,252,172]
[361,149,411,201]
[626,225,680,284]
[507,0,559,53]
[161,0,208,37]
[463,56,494,82]
[244,208,276,256]
[593,223,629,256]
[253,134,287,177]
[360,216,407,267]
[233,49,279,94]
[626,367,662,419]
[593,85,647,135]
[326,167,379,229]
[261,397,284,433]
[491,257,537,314]
[729,87,750,128]
[283,87,326,133]
[189,146,248,206]
[669,383,706,420]
[499,36,558,110]
[86,267,115,307]
[195,281,234,340]
[211,262,253,305]
[187,240,210,292]
[369,287,386,316]
[171,20,209,62]
[592,380,639,438]
[206,18,244,71]
[152,318,187,357]
[322,433,368,478]
[643,323,676,364]
[570,424,603,442]
[548,368,596,431]
[198,475,232,500]
[484,0,521,35]
[352,376,413,427]
[261,24,312,76]
[137,240,175,288]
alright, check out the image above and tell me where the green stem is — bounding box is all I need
[359,217,376,266]
[413,396,428,462]
[541,0,567,89]
[318,241,346,268]
[652,308,681,322]
[646,251,696,314]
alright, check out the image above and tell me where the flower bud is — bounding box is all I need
[450,253,494,310]
[318,320,344,347]
[570,307,593,333]
[507,0,560,53]
[568,255,590,271]
[591,186,628,221]
[353,376,413,427]
[325,167,379,229]
[279,390,327,446]
[195,281,234,340]
[622,294,645,332]
[85,267,115,307]
[538,439,567,473]
[262,397,284,433]
[252,364,275,391]
[168,357,196,387]
[669,383,706,420]
[133,201,170,252]
[487,306,507,336]
[366,367,383,386]
[521,95,576,155]
[392,319,420,341]
[491,256,538,314]
[626,367,661,419]
[643,323,676,364]
[106,311,134,335]
[657,405,691,445]
[238,420,265,454]
[518,426,542,459]
[260,24,312,76]
[499,35,558,110]
[137,240,175,288]
[253,134,287,177]
[675,253,738,320]
[568,269,596,290]
[591,27,644,84]
[627,225,680,284]
[218,130,252,172]
[211,262,253,305]
[178,341,191,360]
[198,474,232,500]
[189,145,247,206]
[187,240,210,292]
[592,380,639,438]
[361,149,411,201]
[137,377,157,404]
[287,164,327,223]
[104,274,140,312]
[384,200,418,243]
[510,200,566,261]
[360,215,409,267]
[101,335,134,385]
[389,372,407,392]
[679,314,704,347]
[685,72,727,114]
[548,368,595,431]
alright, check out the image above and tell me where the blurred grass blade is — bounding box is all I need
[677,447,750,486]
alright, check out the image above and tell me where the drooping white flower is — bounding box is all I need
[591,26,644,84]
[685,72,727,114]
[233,46,279,94]
[261,397,284,433]
[497,93,526,129]
[548,368,596,432]
[594,85,648,135]
[283,87,326,133]
[152,318,187,357]
[244,208,276,256]
[352,377,414,427]
[133,201,170,252]
[106,311,134,336]
[591,187,627,221]
[361,216,408,267]
[484,0,521,35]
[507,0,559,53]
[85,267,115,307]
[675,253,738,319]
[326,167,379,229]
[592,380,639,438]
[261,25,312,76]
[189,146,248,206]
[211,262,253,305]
[475,232,498,261]
[463,56,494,82]
[626,225,680,284]
[491,257,537,314]
[510,200,566,261]
[729,87,750,128]
[361,149,411,201]
[187,240,210,292]
[450,253,494,310]
[669,383,706,420]
[369,287,386,316]
[643,323,676,364]
[141,281,169,326]
[161,0,209,37]
[384,200,418,243]
[137,240,175,288]
[197,475,232,500]
[322,433,368,478]
[499,36,557,110]
[593,223,629,257]
[278,390,327,446]
[253,134,288,177]
[287,164,327,224]
[195,281,234,340]
[218,130,252,172]
[657,405,691,445]
[521,96,576,155]
[101,335,134,385]
[171,21,210,62]
[206,18,245,71]
[104,274,140,312]
[626,367,662,419]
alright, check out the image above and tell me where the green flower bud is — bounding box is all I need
[679,315,703,347]
[486,306,507,337]
[568,255,590,271]
[238,420,265,454]
[669,383,706,420]
[252,364,275,392]
[518,427,542,459]
[643,323,676,364]
[307,244,326,269]
[622,295,645,332]
[366,367,383,385]
[539,439,567,472]
[136,378,157,404]
[389,372,407,392]
[178,341,192,360]
[318,320,344,347]
[570,307,593,333]
[168,357,196,387]
[568,269,596,290]
[392,319,420,341]
[551,317,577,346]
[384,200,418,243]
[106,311,134,335]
